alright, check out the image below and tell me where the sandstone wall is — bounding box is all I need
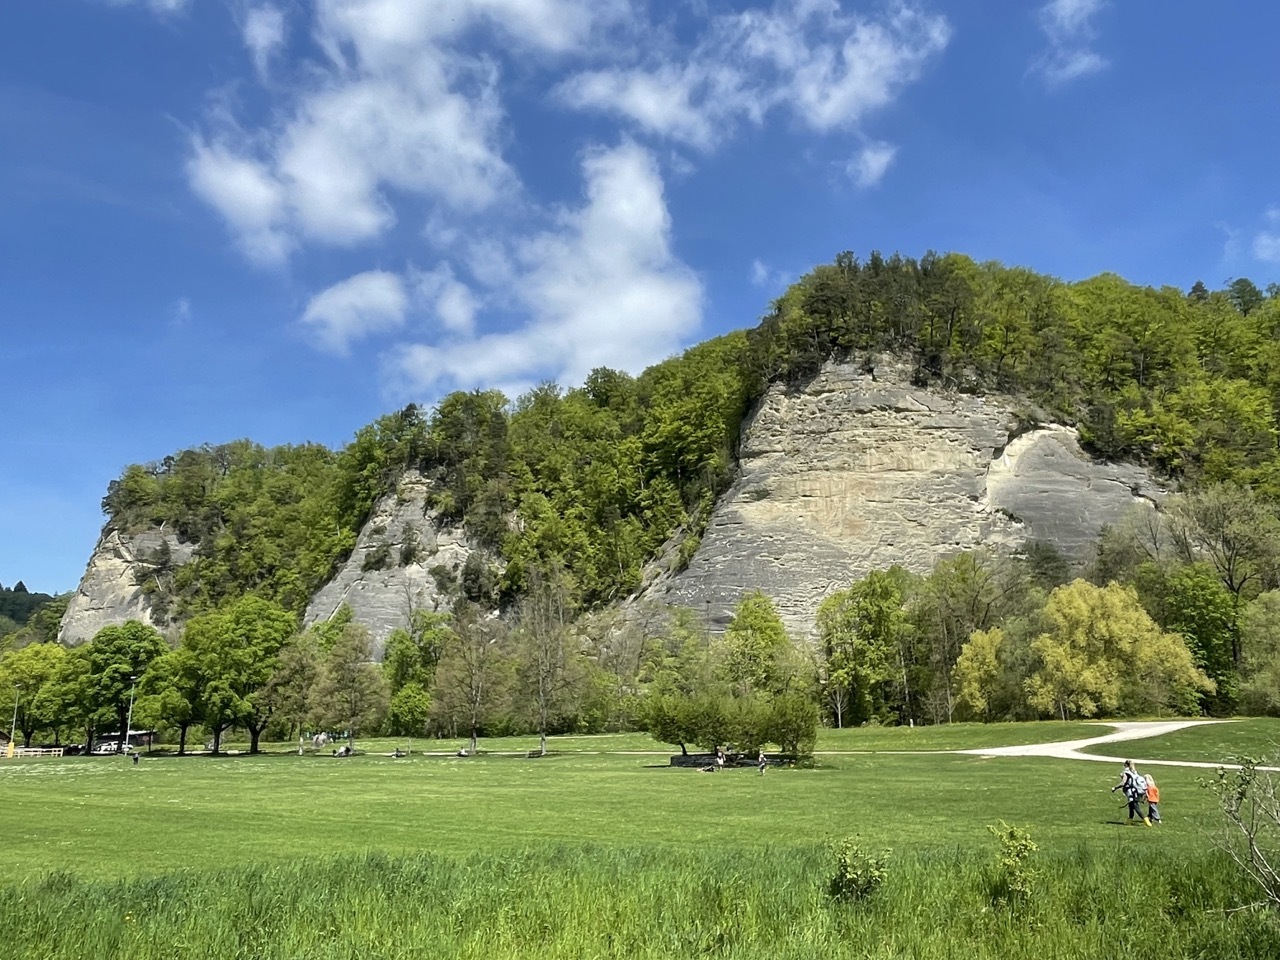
[645,362,1161,639]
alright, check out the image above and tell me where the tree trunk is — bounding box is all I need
[178,724,188,756]
[540,729,547,756]
[469,726,478,756]
[249,725,263,754]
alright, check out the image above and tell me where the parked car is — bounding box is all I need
[92,741,121,755]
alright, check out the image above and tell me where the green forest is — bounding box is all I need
[0,582,60,645]
[6,251,1280,751]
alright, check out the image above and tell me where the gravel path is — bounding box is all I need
[952,719,1280,772]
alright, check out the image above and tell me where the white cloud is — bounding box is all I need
[1254,208,1280,265]
[389,141,702,395]
[172,298,192,325]
[185,138,293,265]
[243,4,286,79]
[559,2,950,149]
[848,141,896,187]
[750,258,791,291]
[411,264,479,335]
[189,0,628,263]
[301,270,409,354]
[1033,0,1108,85]
[99,0,191,14]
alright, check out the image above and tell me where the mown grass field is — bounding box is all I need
[5,720,1280,958]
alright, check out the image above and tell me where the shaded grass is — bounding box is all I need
[1079,718,1280,764]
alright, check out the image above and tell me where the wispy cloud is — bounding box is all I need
[1032,0,1108,85]
[388,141,702,397]
[848,141,897,187]
[98,0,191,15]
[185,1,951,399]
[242,4,286,79]
[186,0,627,264]
[301,270,409,355]
[559,2,950,157]
[750,259,791,291]
[1254,207,1280,266]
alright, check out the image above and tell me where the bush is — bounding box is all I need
[827,836,889,904]
[361,542,393,572]
[987,821,1037,908]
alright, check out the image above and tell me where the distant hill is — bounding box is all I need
[0,582,56,637]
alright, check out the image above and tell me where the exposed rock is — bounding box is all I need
[645,362,1162,640]
[59,528,195,645]
[301,471,479,654]
[62,364,1161,653]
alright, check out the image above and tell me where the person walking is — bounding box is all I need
[1145,775,1161,826]
[757,750,767,777]
[1111,760,1148,824]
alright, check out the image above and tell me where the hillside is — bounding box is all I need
[0,582,57,641]
[60,251,1280,648]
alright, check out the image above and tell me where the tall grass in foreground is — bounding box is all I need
[9,845,1278,959]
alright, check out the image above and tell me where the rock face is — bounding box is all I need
[59,528,195,645]
[302,471,477,653]
[61,365,1161,652]
[645,362,1161,639]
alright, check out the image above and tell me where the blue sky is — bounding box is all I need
[2,0,1279,596]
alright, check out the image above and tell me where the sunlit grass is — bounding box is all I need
[7,844,1278,959]
[0,742,1224,882]
[1079,717,1280,763]
[7,719,1278,958]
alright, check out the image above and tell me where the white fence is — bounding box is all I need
[4,746,65,758]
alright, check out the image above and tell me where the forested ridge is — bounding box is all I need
[10,252,1277,753]
[97,252,1280,625]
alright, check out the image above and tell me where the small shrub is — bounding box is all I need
[399,530,421,566]
[827,836,889,904]
[362,542,392,572]
[987,821,1037,908]
[675,533,702,573]
[1204,758,1280,911]
[429,564,458,595]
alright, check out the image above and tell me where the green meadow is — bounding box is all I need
[5,721,1280,958]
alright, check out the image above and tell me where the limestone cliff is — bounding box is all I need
[61,364,1160,651]
[644,361,1160,639]
[301,471,479,650]
[59,528,195,645]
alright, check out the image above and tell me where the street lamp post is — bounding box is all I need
[123,676,138,755]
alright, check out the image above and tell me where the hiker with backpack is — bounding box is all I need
[1111,760,1149,824]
